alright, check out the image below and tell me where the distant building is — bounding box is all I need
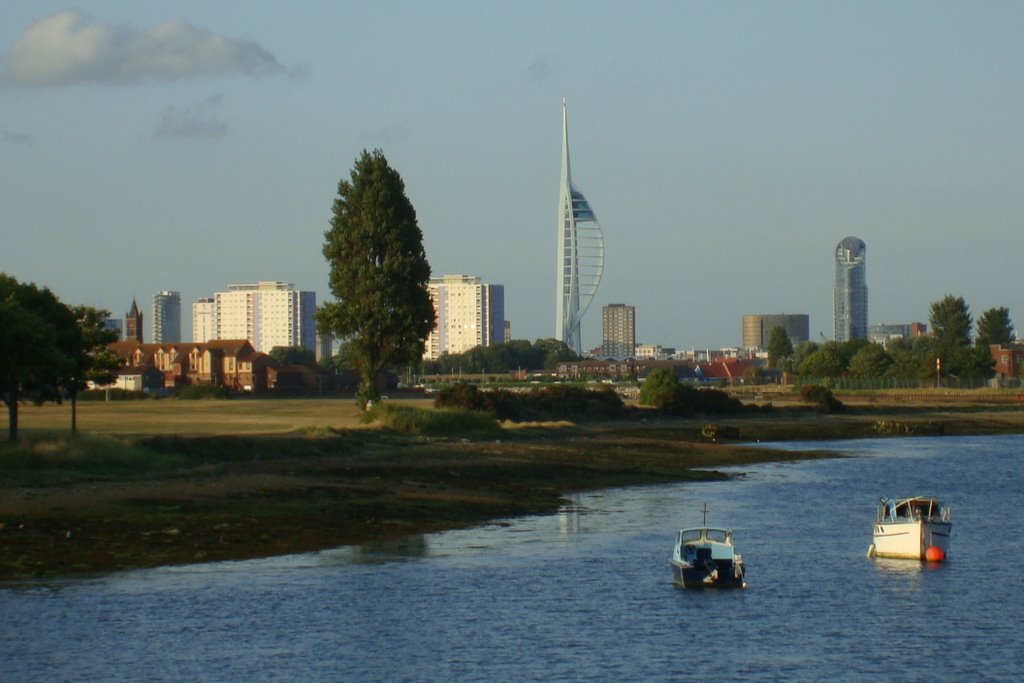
[601,304,636,359]
[151,290,181,343]
[213,281,316,354]
[103,317,123,340]
[192,297,215,343]
[833,236,868,342]
[424,274,504,360]
[742,314,810,350]
[634,344,674,361]
[315,333,333,363]
[990,343,1024,380]
[125,298,143,342]
[868,322,927,348]
[555,100,604,355]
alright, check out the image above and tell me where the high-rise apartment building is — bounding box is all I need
[125,298,143,342]
[213,281,316,353]
[601,304,636,359]
[151,290,181,343]
[192,297,215,343]
[555,99,604,355]
[833,237,868,342]
[742,314,810,350]
[424,274,505,361]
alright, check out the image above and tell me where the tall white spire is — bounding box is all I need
[555,99,604,355]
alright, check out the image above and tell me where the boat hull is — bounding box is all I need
[669,558,746,589]
[872,520,951,560]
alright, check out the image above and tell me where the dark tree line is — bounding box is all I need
[1,273,119,440]
[765,295,1010,382]
[419,338,580,375]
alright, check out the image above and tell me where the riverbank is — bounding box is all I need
[3,399,1024,579]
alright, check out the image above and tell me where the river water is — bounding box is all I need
[2,434,1022,682]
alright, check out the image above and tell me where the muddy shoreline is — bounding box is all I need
[3,405,1024,580]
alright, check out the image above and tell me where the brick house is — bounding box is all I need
[990,343,1024,380]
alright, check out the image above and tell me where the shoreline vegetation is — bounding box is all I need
[3,393,1024,580]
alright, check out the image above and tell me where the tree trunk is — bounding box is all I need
[4,389,18,441]
[70,391,78,433]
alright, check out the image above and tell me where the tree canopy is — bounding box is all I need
[316,149,435,408]
[0,274,82,439]
[976,306,1014,347]
[419,338,579,376]
[765,326,794,370]
[269,345,317,366]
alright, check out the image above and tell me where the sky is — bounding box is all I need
[3,2,1024,351]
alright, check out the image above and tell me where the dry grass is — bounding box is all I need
[16,398,372,436]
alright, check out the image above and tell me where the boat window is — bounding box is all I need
[706,529,728,543]
[680,530,702,542]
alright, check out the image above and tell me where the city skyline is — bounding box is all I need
[4,3,1024,350]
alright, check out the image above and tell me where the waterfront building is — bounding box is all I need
[555,99,604,355]
[151,290,181,343]
[742,314,810,350]
[424,274,505,361]
[833,236,868,342]
[601,304,636,359]
[192,297,215,343]
[213,281,316,354]
[125,298,143,342]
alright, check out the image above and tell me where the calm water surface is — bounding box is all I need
[2,434,1023,682]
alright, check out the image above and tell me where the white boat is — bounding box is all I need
[868,496,952,561]
[669,507,746,588]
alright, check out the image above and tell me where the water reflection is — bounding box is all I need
[345,536,431,564]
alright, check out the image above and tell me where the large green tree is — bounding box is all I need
[848,343,892,378]
[797,346,844,378]
[928,294,992,379]
[976,306,1014,347]
[316,149,435,408]
[930,295,972,347]
[0,274,74,440]
[67,305,121,432]
[765,326,794,370]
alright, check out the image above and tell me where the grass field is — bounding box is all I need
[16,398,370,435]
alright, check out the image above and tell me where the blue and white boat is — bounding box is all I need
[669,507,746,588]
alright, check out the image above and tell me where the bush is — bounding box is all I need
[434,382,624,422]
[173,385,231,400]
[638,368,678,408]
[662,384,744,416]
[364,402,499,436]
[799,385,844,413]
[77,389,150,401]
[639,369,744,416]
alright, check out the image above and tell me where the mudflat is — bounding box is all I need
[3,397,1024,579]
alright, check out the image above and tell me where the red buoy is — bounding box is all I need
[925,546,945,562]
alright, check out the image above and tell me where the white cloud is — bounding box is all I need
[156,95,228,138]
[0,10,285,87]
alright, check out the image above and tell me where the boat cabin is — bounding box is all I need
[678,528,733,545]
[876,497,949,523]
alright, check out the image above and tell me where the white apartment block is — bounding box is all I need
[212,281,316,353]
[192,297,215,343]
[424,274,505,361]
